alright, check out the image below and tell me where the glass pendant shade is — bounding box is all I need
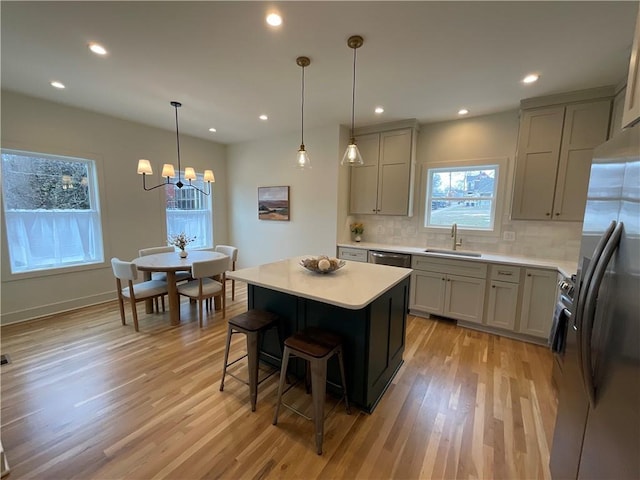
[341,141,364,166]
[297,145,311,168]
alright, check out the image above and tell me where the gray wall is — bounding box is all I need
[227,124,342,268]
[1,91,228,324]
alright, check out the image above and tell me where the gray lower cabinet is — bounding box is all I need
[410,256,558,343]
[409,256,486,324]
[519,268,558,338]
[485,264,521,331]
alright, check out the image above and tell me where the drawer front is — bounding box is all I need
[338,247,368,263]
[489,264,521,283]
[412,255,487,279]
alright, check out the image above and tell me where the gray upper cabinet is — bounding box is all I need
[622,9,640,128]
[511,96,612,221]
[349,121,417,216]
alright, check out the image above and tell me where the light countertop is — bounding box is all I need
[338,241,578,278]
[227,255,412,310]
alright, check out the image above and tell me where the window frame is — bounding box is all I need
[419,157,508,237]
[1,147,108,279]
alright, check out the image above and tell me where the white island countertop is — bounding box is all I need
[227,256,412,310]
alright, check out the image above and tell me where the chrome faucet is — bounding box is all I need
[451,223,462,250]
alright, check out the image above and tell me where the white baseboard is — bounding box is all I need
[0,292,115,325]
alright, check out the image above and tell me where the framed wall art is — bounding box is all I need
[258,186,290,221]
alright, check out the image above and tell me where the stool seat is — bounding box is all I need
[229,309,279,332]
[284,329,342,358]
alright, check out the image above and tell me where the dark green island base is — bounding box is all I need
[249,277,410,413]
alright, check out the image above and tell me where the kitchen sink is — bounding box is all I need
[423,248,482,258]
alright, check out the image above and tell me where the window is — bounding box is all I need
[424,163,500,230]
[165,174,213,249]
[1,149,104,273]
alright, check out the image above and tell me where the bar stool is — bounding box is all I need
[273,326,351,455]
[219,309,282,411]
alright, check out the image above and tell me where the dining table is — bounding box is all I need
[133,250,228,325]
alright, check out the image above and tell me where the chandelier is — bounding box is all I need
[137,101,215,195]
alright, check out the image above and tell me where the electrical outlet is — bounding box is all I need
[503,231,516,241]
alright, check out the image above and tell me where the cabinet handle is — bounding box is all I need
[441,278,445,281]
[527,273,532,277]
[372,209,376,212]
[497,270,512,275]
[555,212,560,216]
[546,212,551,216]
[492,285,496,288]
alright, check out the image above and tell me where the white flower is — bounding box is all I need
[168,232,196,250]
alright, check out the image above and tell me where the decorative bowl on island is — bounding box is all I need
[300,256,346,274]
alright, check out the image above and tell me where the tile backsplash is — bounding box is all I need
[346,215,582,263]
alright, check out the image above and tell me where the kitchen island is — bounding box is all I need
[227,256,412,413]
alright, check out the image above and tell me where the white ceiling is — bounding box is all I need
[2,1,638,145]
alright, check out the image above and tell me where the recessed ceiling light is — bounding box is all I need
[374,106,384,114]
[50,81,65,89]
[266,13,282,26]
[458,108,469,115]
[88,42,107,56]
[208,128,217,133]
[259,114,268,121]
[522,74,540,84]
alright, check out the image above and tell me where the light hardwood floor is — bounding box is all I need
[1,282,558,479]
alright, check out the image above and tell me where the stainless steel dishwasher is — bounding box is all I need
[368,250,412,268]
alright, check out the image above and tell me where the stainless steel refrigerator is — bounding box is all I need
[550,123,640,479]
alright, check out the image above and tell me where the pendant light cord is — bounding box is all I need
[350,46,357,138]
[301,65,305,145]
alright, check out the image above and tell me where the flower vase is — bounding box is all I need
[179,250,188,258]
[355,235,362,242]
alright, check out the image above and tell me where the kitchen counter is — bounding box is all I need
[229,256,411,413]
[227,255,412,309]
[338,241,577,278]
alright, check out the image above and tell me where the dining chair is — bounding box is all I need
[111,257,168,332]
[177,257,228,327]
[214,245,238,300]
[139,246,192,311]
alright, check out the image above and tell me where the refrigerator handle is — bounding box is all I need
[574,220,617,386]
[575,220,617,330]
[580,222,623,407]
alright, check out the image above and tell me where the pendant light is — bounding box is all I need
[296,56,311,168]
[137,101,215,195]
[341,35,364,166]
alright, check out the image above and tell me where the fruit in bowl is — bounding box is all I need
[300,256,345,274]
